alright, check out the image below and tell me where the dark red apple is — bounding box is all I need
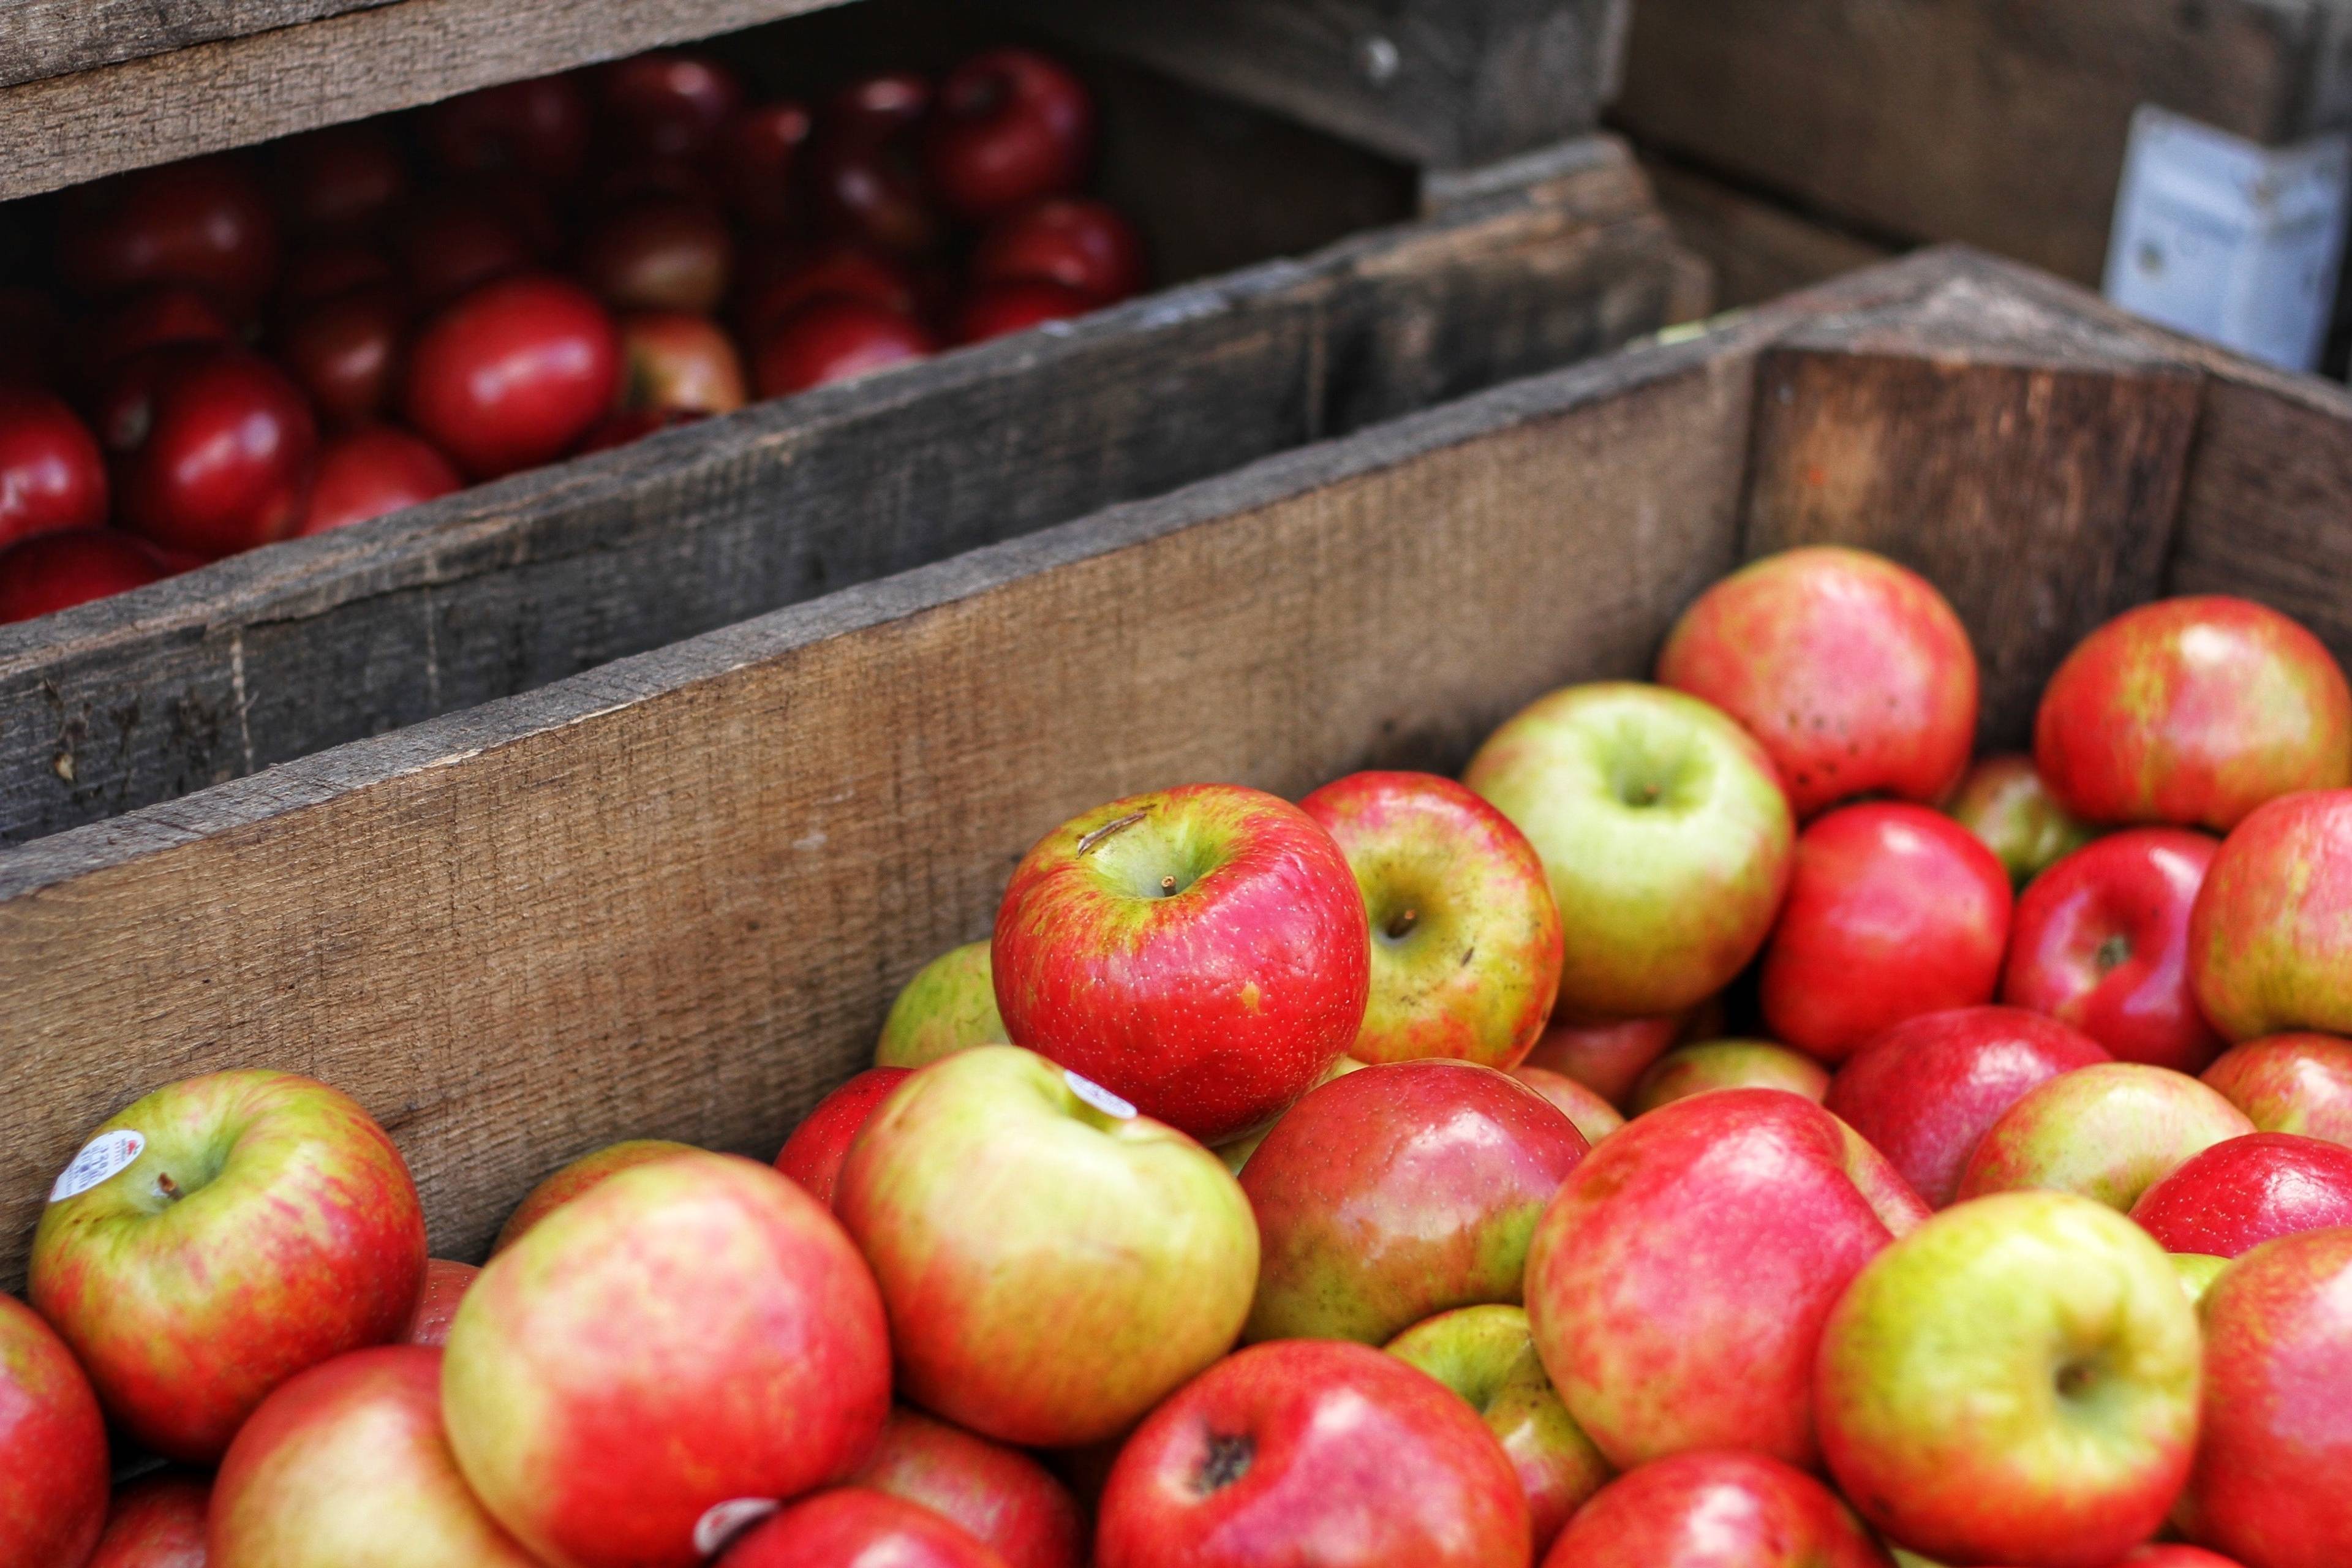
[277,241,401,311]
[58,154,281,314]
[851,1406,1084,1568]
[720,101,815,232]
[0,529,167,622]
[775,1066,913,1208]
[809,74,941,255]
[1541,1450,1888,1568]
[579,197,734,315]
[2128,1133,2352,1257]
[0,383,109,546]
[273,122,410,237]
[298,424,461,535]
[753,298,935,398]
[396,190,545,309]
[84,284,238,382]
[87,1472,208,1568]
[423,73,592,183]
[101,344,318,557]
[739,244,921,345]
[973,197,1147,303]
[925,50,1095,222]
[0,1292,109,1568]
[404,274,619,480]
[402,1257,481,1348]
[277,282,409,429]
[597,51,745,160]
[956,281,1096,345]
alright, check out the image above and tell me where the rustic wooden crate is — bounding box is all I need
[1615,0,2352,287]
[12,246,2339,1290]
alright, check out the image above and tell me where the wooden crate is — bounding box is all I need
[1614,0,2352,287]
[15,246,2336,1289]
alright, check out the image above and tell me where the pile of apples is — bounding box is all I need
[0,42,1145,623]
[10,546,2352,1568]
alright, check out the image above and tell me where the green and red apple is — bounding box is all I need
[875,941,1008,1069]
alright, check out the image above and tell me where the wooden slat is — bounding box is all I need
[1,1,391,88]
[1640,156,1896,310]
[0,137,1686,846]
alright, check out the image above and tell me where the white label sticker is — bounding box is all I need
[49,1130,145,1202]
[693,1498,779,1557]
[1065,1069,1137,1120]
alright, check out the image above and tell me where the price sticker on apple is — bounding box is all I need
[48,1129,145,1202]
[1065,1069,1137,1120]
[693,1497,780,1556]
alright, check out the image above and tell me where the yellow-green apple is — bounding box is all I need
[1094,1340,1531,1568]
[2002,829,2223,1071]
[1945,752,2099,886]
[1825,1006,2110,1208]
[1465,682,1793,1018]
[992,785,1369,1143]
[2202,1033,2352,1146]
[1510,1065,1625,1144]
[1815,1191,2201,1568]
[492,1137,696,1253]
[876,941,1008,1069]
[718,1488,1010,1567]
[1242,1060,1588,1344]
[1542,1449,1891,1568]
[2127,1133,2352,1257]
[2035,595,2352,833]
[2176,1226,2352,1568]
[1958,1062,2255,1210]
[1518,1012,1685,1105]
[30,1069,427,1462]
[88,1473,208,1568]
[775,1067,913,1207]
[1629,1039,1829,1115]
[443,1150,892,1568]
[2170,1253,2230,1304]
[1524,1088,1926,1469]
[1214,1055,1365,1174]
[1297,771,1563,1068]
[402,1258,480,1347]
[1385,1304,1610,1554]
[851,1406,1084,1568]
[834,1046,1256,1447]
[2189,790,2352,1040]
[0,1291,108,1568]
[1761,803,2013,1061]
[210,1346,540,1567]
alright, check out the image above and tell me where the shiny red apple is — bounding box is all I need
[753,298,936,398]
[720,1487,1008,1567]
[404,274,619,480]
[720,101,815,232]
[277,282,409,429]
[0,383,109,546]
[2203,1033,2352,1147]
[422,74,592,183]
[974,197,1147,303]
[775,1066,913,1208]
[59,154,281,314]
[925,50,1095,221]
[851,1406,1084,1568]
[809,74,941,255]
[297,424,460,535]
[102,343,319,557]
[597,51,746,160]
[2128,1133,2352,1257]
[273,122,410,237]
[0,529,167,622]
[0,1292,108,1568]
[1542,1449,1887,1568]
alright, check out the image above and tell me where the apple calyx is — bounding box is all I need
[1195,1433,1254,1494]
[2094,934,2131,974]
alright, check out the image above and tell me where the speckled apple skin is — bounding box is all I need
[1542,1449,1890,1568]
[2188,789,2352,1041]
[721,1489,1009,1568]
[851,1406,1084,1568]
[1958,1063,2254,1211]
[1510,1066,1626,1145]
[2203,1033,2352,1147]
[875,941,1008,1069]
[2128,1133,2352,1258]
[0,1293,108,1568]
[774,1068,913,1208]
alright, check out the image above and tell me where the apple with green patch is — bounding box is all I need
[1958,1062,2253,1210]
[1628,1039,1829,1115]
[876,941,1008,1069]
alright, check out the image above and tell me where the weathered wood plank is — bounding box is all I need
[1641,156,1896,310]
[0,0,392,88]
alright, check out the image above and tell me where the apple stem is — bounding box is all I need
[1385,908,1419,939]
[155,1171,183,1202]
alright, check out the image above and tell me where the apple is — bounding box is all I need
[955,281,1098,344]
[579,198,734,315]
[739,243,922,345]
[211,1345,540,1566]
[809,74,941,255]
[0,383,109,546]
[720,100,815,233]
[273,122,410,238]
[421,74,591,183]
[402,1259,480,1348]
[1298,771,1564,1069]
[992,783,1369,1144]
[1627,1039,1830,1115]
[85,283,238,381]
[1824,1006,2110,1208]
[574,407,705,454]
[2190,789,2352,1040]
[876,941,1009,1068]
[58,154,281,314]
[1242,1060,1588,1344]
[1465,681,1793,1018]
[775,1066,914,1208]
[298,424,460,535]
[1094,1339,1531,1568]
[1518,1011,1690,1104]
[31,1068,426,1461]
[2202,1033,2352,1147]
[1385,1304,1610,1554]
[444,1150,891,1568]
[1945,752,2100,885]
[1656,545,1978,819]
[87,1472,208,1568]
[1542,1449,1888,1568]
[2128,1133,2352,1257]
[2002,829,2224,1071]
[1213,1055,1366,1174]
[2176,1226,2352,1568]
[2171,1253,2232,1305]
[2036,596,2352,832]
[0,529,167,622]
[925,50,1095,221]
[752,298,937,398]
[834,1046,1256,1446]
[597,51,745,161]
[491,1136,697,1253]
[1815,1190,2201,1568]
[277,282,409,429]
[617,311,747,415]
[851,1406,1084,1568]
[1510,1065,1626,1145]
[0,1292,108,1568]
[102,344,319,557]
[1958,1061,2255,1210]
[395,190,542,308]
[277,243,399,311]
[718,1487,1008,1567]
[1523,1088,1925,1469]
[973,198,1147,304]
[404,273,619,480]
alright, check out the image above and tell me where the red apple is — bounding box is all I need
[1762,802,2013,1061]
[491,1136,696,1254]
[992,783,1369,1143]
[0,529,167,622]
[2203,1033,2352,1147]
[1524,1088,1924,1469]
[753,297,936,397]
[277,242,399,310]
[102,344,318,557]
[1542,1449,1888,1568]
[2111,1549,2249,1568]
[59,154,281,314]
[1824,1006,2110,1208]
[404,274,619,480]
[297,424,461,535]
[835,1046,1257,1446]
[2128,1133,2352,1257]
[88,1473,208,1568]
[2177,1225,2352,1568]
[597,51,745,161]
[1242,1060,1588,1343]
[1816,1191,2201,1568]
[0,284,66,385]
[809,74,941,255]
[0,1292,108,1568]
[775,1066,913,1208]
[925,50,1095,222]
[423,74,591,183]
[2037,596,2352,832]
[739,244,922,345]
[1509,1065,1626,1145]
[573,406,706,453]
[395,190,543,308]
[277,282,408,429]
[0,383,109,546]
[2190,789,2352,1040]
[1656,545,1978,818]
[1298,772,1564,1069]
[1095,1339,1531,1568]
[974,197,1147,303]
[1628,1039,1830,1115]
[579,197,734,315]
[30,1069,426,1461]
[720,101,815,232]
[1958,1061,2255,1210]
[1518,1012,1686,1105]
[851,1406,1085,1568]
[443,1150,892,1568]
[876,941,1009,1069]
[2002,828,2224,1071]
[955,280,1098,344]
[617,310,747,415]
[720,1487,1008,1567]
[273,123,410,237]
[1214,1055,1368,1175]
[84,284,238,382]
[401,1258,480,1348]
